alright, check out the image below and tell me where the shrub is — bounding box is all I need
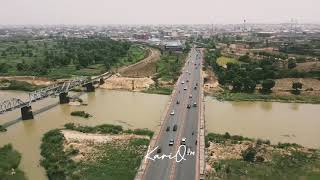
[242,146,257,162]
[70,111,91,118]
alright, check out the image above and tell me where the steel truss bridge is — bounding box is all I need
[0,73,110,115]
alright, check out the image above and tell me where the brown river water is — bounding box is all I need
[0,89,319,180]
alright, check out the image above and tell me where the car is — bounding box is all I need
[166,126,170,131]
[176,100,180,104]
[169,139,174,146]
[173,124,178,131]
[184,87,187,90]
[194,86,197,90]
[181,81,185,84]
[189,72,191,75]
[195,83,198,86]
[181,138,186,145]
[189,94,192,98]
[193,102,197,107]
[186,79,189,82]
[157,147,162,153]
[187,104,191,109]
[170,110,175,115]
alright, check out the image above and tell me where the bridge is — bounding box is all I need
[0,72,111,120]
[135,47,206,180]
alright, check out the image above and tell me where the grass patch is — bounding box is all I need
[0,80,43,91]
[214,91,320,104]
[143,86,173,95]
[156,52,186,81]
[0,144,26,180]
[216,56,238,66]
[40,124,153,180]
[70,111,92,118]
[0,125,7,132]
[207,132,320,179]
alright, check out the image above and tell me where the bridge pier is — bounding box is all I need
[85,82,95,92]
[21,106,34,120]
[59,92,70,104]
[99,78,105,85]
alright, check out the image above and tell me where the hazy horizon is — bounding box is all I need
[1,0,319,25]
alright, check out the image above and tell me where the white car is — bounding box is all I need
[181,81,185,84]
[189,94,192,98]
[170,110,175,115]
[181,138,186,145]
[184,87,187,90]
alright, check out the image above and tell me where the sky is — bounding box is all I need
[0,0,319,25]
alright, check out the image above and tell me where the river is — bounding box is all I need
[0,90,320,179]
[0,89,169,180]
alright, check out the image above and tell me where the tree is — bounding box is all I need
[261,79,275,93]
[0,63,9,73]
[242,146,257,162]
[288,59,297,69]
[239,54,250,63]
[243,77,256,93]
[292,82,303,95]
[231,78,242,92]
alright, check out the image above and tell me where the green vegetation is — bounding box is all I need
[292,81,303,95]
[0,125,7,132]
[0,37,146,78]
[63,123,154,138]
[0,79,42,91]
[206,132,320,179]
[205,132,253,148]
[40,124,153,179]
[216,56,238,66]
[156,52,186,81]
[70,111,91,118]
[0,144,26,180]
[118,45,147,66]
[214,91,320,104]
[143,85,173,95]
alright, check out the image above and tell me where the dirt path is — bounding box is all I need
[117,48,161,77]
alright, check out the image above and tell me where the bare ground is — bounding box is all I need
[294,61,320,72]
[100,74,154,91]
[61,130,149,162]
[117,48,161,77]
[0,76,54,86]
[272,78,320,96]
[206,139,313,173]
[203,67,223,95]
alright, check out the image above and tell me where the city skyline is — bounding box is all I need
[0,0,319,25]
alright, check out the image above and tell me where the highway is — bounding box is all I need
[142,47,203,180]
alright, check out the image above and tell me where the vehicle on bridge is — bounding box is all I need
[181,138,186,145]
[193,102,197,107]
[169,139,174,146]
[176,100,180,104]
[170,110,175,115]
[173,124,177,131]
[166,126,170,131]
[187,104,191,109]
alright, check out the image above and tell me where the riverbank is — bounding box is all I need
[0,79,44,91]
[205,132,320,179]
[40,123,153,179]
[0,144,26,180]
[214,91,320,104]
